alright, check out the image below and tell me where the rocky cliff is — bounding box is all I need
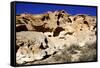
[16,10,97,65]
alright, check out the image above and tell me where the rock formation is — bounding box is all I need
[16,10,97,65]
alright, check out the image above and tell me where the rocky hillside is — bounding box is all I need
[16,10,97,65]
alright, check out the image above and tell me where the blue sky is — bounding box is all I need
[16,2,97,16]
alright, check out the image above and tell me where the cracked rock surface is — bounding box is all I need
[16,10,97,65]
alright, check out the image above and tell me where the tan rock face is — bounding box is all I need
[16,10,97,65]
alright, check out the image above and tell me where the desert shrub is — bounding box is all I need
[51,44,82,63]
[52,49,72,63]
[79,42,97,61]
[67,44,81,51]
[79,48,96,61]
[67,44,81,54]
[85,42,96,49]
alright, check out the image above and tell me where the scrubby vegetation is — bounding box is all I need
[79,42,97,61]
[49,43,96,63]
